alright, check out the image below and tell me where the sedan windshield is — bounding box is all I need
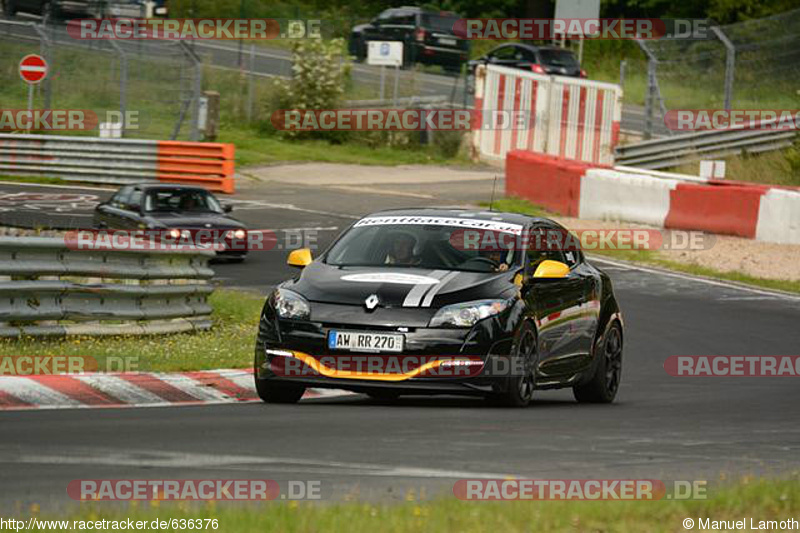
[144,189,223,213]
[325,218,520,273]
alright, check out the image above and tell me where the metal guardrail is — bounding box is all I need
[0,133,236,193]
[614,125,797,170]
[0,237,215,337]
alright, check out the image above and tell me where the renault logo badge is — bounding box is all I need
[365,294,379,310]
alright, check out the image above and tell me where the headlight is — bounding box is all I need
[271,289,311,320]
[429,299,509,328]
[228,229,247,239]
[167,228,182,239]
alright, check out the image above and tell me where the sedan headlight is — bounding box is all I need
[228,229,247,239]
[271,289,311,320]
[429,299,510,328]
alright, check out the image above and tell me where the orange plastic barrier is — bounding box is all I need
[155,141,235,194]
[506,150,597,216]
[665,183,765,238]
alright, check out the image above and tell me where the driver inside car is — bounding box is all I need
[384,232,422,266]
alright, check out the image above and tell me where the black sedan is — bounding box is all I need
[255,208,623,407]
[467,43,586,93]
[93,184,248,261]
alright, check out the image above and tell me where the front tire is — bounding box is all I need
[488,322,537,407]
[255,376,305,404]
[573,322,623,403]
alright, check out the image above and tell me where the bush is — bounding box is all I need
[431,130,465,159]
[269,38,350,141]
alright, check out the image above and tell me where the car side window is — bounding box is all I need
[490,46,516,60]
[114,187,132,209]
[526,225,565,272]
[127,189,142,212]
[392,11,415,26]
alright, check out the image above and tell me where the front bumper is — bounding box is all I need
[255,307,516,395]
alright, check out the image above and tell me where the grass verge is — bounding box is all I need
[24,476,800,532]
[221,126,473,168]
[486,198,800,295]
[0,289,263,372]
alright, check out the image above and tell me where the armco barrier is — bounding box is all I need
[506,150,800,245]
[0,134,235,193]
[0,237,215,337]
[477,65,622,166]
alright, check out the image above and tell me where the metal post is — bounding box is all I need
[619,59,627,87]
[26,85,34,132]
[711,25,735,110]
[32,23,52,110]
[392,65,400,105]
[636,40,658,140]
[110,40,127,135]
[247,44,255,122]
[179,42,203,142]
[645,59,656,140]
[379,66,386,101]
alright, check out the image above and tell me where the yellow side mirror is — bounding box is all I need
[533,260,570,279]
[287,248,312,268]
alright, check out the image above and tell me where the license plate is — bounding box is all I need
[328,330,404,353]
[438,38,457,46]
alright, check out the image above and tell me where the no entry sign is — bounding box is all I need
[19,54,48,84]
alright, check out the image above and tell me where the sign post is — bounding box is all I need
[19,54,49,131]
[367,41,403,102]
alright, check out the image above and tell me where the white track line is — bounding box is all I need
[590,255,800,301]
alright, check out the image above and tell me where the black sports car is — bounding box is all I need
[93,184,248,261]
[255,208,623,407]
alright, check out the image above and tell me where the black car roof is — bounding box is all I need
[364,207,548,226]
[128,183,208,192]
[492,43,575,54]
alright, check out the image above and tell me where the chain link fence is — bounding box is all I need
[637,8,800,139]
[0,18,202,140]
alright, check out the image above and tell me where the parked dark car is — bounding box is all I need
[349,7,468,73]
[93,184,248,261]
[468,43,586,91]
[255,208,624,407]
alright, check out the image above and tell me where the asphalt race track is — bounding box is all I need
[1,179,799,509]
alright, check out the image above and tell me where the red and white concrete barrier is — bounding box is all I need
[506,150,800,245]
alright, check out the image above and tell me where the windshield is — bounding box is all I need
[325,217,521,273]
[144,189,223,213]
[538,49,580,68]
[421,13,460,33]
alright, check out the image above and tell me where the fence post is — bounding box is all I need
[109,40,128,136]
[32,23,52,110]
[247,43,255,122]
[179,42,203,142]
[711,25,735,110]
[637,40,658,140]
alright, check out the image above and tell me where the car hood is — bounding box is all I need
[143,212,245,229]
[286,262,516,309]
